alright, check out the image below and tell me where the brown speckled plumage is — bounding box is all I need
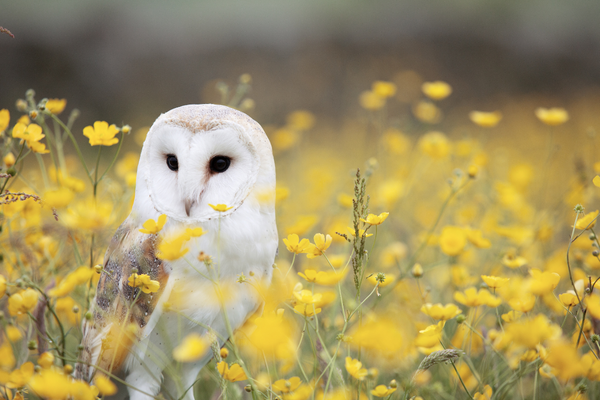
[76,222,169,381]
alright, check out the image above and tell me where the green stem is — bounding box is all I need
[97,131,125,183]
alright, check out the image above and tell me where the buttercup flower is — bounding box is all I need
[127,273,160,293]
[95,374,118,396]
[12,122,49,153]
[157,234,190,260]
[83,121,120,146]
[0,109,9,132]
[217,362,247,382]
[419,131,450,159]
[439,226,467,256]
[359,91,386,110]
[298,269,346,286]
[481,275,509,289]
[454,287,501,308]
[372,81,397,98]
[209,203,233,212]
[345,357,368,380]
[559,292,579,308]
[139,214,167,234]
[8,288,39,316]
[594,175,600,188]
[304,233,332,258]
[469,111,502,128]
[535,107,569,126]
[346,226,373,238]
[45,98,67,114]
[272,377,302,393]
[575,210,598,230]
[283,234,311,254]
[173,333,207,362]
[422,81,452,100]
[371,385,397,398]
[421,303,462,321]
[360,212,389,225]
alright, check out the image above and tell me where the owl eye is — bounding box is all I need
[166,154,178,171]
[210,156,231,173]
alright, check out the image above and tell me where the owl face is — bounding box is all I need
[135,105,274,223]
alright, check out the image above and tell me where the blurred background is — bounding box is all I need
[2,0,600,128]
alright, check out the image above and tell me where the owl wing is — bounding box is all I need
[76,221,170,382]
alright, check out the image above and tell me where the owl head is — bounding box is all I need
[132,104,275,223]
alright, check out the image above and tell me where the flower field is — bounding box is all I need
[0,72,599,400]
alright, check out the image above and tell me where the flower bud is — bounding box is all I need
[593,250,599,257]
[6,167,17,177]
[574,204,585,213]
[28,340,37,350]
[390,379,397,389]
[244,384,252,393]
[94,264,103,274]
[16,99,27,111]
[239,74,252,84]
[72,306,79,313]
[4,153,15,168]
[29,110,38,119]
[456,314,466,324]
[85,311,93,320]
[220,348,229,358]
[589,233,597,241]
[592,334,599,343]
[411,263,424,278]
[64,364,73,374]
[468,165,478,179]
[121,125,131,134]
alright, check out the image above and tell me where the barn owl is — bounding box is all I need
[76,105,278,400]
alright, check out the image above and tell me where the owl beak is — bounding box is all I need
[185,199,195,216]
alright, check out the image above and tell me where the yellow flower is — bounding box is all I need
[45,98,67,114]
[173,333,207,362]
[293,303,321,317]
[359,91,386,110]
[575,210,598,230]
[481,275,509,289]
[346,226,373,238]
[217,361,247,382]
[127,273,160,294]
[509,294,536,313]
[83,121,120,146]
[139,214,167,234]
[297,269,346,286]
[535,107,569,126]
[345,357,368,380]
[38,352,55,369]
[419,131,450,159]
[0,274,6,298]
[371,385,397,398]
[272,377,302,393]
[420,303,462,321]
[372,81,397,98]
[367,273,395,288]
[6,325,22,342]
[0,109,9,132]
[528,269,560,296]
[209,203,233,212]
[559,292,579,307]
[505,314,557,349]
[7,361,34,388]
[283,234,311,254]
[502,252,528,268]
[157,234,189,260]
[8,288,39,316]
[585,294,600,319]
[422,81,452,100]
[439,226,467,256]
[287,110,315,130]
[337,193,353,208]
[11,123,49,154]
[413,100,442,123]
[469,111,502,128]
[43,187,75,209]
[466,229,491,248]
[272,128,299,151]
[414,321,445,348]
[545,341,585,381]
[55,296,80,325]
[28,368,72,399]
[293,290,322,304]
[304,233,332,259]
[48,266,94,297]
[360,212,389,225]
[501,310,522,323]
[3,152,15,168]
[594,175,600,188]
[473,385,492,400]
[95,374,118,396]
[454,287,501,308]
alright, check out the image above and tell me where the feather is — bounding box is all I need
[76,221,170,382]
